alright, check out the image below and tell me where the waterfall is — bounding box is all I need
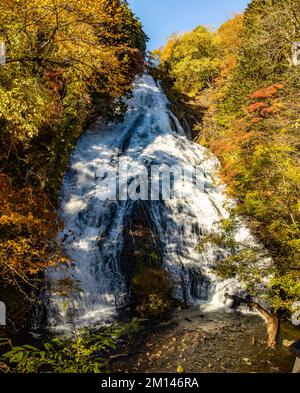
[42,75,256,331]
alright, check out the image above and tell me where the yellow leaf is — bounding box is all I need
[177,365,184,373]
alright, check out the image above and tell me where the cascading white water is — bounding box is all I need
[44,74,256,331]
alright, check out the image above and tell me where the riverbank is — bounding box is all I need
[111,307,298,373]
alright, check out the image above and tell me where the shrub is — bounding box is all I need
[0,318,144,373]
[132,268,174,319]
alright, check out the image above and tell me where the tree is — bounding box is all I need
[154,26,220,97]
[0,0,147,332]
[210,1,300,337]
[154,0,300,341]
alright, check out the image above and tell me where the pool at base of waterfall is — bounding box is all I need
[110,307,299,373]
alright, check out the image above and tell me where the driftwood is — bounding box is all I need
[225,294,279,349]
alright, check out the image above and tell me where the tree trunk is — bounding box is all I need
[225,294,279,349]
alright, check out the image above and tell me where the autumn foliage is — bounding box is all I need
[0,175,64,285]
[249,83,284,99]
[154,1,300,315]
[0,0,147,330]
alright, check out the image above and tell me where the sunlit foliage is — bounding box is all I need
[0,0,147,330]
[154,1,300,315]
[154,27,220,97]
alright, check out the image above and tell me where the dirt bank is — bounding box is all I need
[112,307,299,373]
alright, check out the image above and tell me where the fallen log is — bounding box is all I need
[225,294,279,349]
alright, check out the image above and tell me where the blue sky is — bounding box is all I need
[128,0,250,51]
